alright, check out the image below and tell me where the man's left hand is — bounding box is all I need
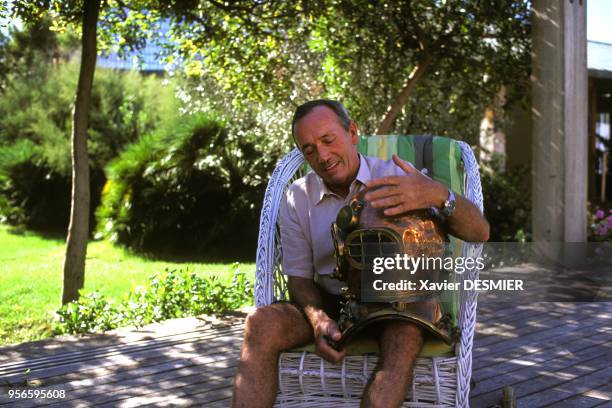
[364,154,447,215]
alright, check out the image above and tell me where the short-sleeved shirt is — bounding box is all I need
[279,154,409,295]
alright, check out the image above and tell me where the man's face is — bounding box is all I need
[293,106,359,194]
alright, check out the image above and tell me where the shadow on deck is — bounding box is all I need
[0,302,610,407]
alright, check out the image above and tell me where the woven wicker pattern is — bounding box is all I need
[454,141,484,408]
[278,353,457,407]
[254,137,483,407]
[255,149,304,307]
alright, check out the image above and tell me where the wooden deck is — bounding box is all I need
[0,302,610,407]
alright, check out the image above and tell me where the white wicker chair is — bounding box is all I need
[255,137,484,407]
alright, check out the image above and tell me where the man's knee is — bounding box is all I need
[243,304,310,351]
[244,307,279,347]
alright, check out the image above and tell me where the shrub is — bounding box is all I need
[0,60,179,231]
[55,266,253,335]
[96,113,280,259]
[481,162,531,242]
[55,291,122,334]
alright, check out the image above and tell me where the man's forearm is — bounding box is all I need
[446,195,490,242]
[287,276,329,328]
[363,156,489,243]
[287,276,346,361]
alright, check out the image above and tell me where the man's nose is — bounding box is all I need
[318,146,332,163]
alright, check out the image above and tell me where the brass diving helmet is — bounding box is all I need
[330,187,457,349]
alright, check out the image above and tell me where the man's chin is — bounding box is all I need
[323,176,351,191]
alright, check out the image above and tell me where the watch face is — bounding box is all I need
[443,190,455,216]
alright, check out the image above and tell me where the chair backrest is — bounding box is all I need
[255,135,483,329]
[358,134,465,191]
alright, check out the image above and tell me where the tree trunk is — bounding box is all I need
[375,52,434,135]
[62,0,101,305]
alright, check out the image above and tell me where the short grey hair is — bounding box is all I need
[291,99,352,142]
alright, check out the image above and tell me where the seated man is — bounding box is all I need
[232,99,489,408]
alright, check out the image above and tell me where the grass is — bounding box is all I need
[0,225,255,346]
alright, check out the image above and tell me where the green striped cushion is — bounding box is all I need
[357,134,464,196]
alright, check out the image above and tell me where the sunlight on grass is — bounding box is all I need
[0,225,254,345]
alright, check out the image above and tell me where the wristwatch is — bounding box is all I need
[441,189,456,218]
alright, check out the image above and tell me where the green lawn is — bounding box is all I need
[0,225,254,345]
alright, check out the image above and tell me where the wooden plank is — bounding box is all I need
[472,324,608,373]
[0,359,195,407]
[20,359,236,407]
[474,328,610,373]
[0,325,241,381]
[470,354,611,407]
[473,317,607,362]
[0,329,243,386]
[3,350,237,394]
[0,325,242,375]
[585,383,612,403]
[474,302,608,337]
[25,369,234,408]
[476,302,559,322]
[477,301,607,318]
[0,353,180,395]
[0,335,242,407]
[517,367,612,407]
[475,304,610,349]
[470,302,611,405]
[94,378,232,408]
[39,363,237,408]
[188,386,234,405]
[471,341,612,397]
[0,314,245,366]
[0,347,240,407]
[2,334,238,406]
[0,359,193,406]
[474,308,571,339]
[206,397,232,407]
[136,385,233,407]
[472,329,610,375]
[55,354,236,397]
[550,397,607,408]
[474,300,602,325]
[472,330,612,379]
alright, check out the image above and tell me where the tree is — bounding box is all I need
[315,1,531,135]
[7,0,101,304]
[149,0,530,139]
[62,0,101,304]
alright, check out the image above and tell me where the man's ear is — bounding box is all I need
[349,121,359,145]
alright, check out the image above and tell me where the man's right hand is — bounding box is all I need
[312,317,346,363]
[287,276,346,363]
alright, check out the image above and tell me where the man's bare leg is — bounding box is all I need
[232,303,313,408]
[360,321,424,408]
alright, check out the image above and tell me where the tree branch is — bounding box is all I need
[375,51,434,135]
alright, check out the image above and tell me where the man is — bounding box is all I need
[232,100,489,408]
